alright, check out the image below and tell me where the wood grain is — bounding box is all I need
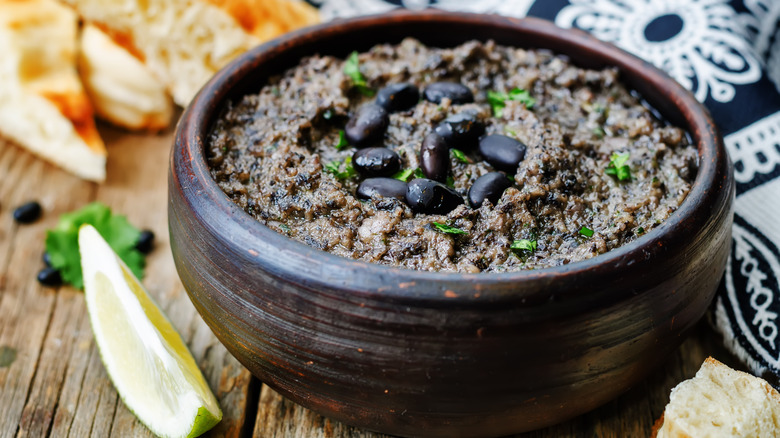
[0,125,252,437]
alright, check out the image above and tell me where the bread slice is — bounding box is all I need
[654,357,780,438]
[79,24,173,131]
[0,0,106,182]
[61,0,320,107]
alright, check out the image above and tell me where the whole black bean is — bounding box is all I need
[42,252,52,267]
[353,147,401,177]
[468,172,513,208]
[344,103,389,147]
[420,133,449,182]
[37,267,62,287]
[405,178,463,214]
[478,135,528,173]
[376,83,419,112]
[423,82,474,105]
[135,229,155,254]
[356,178,408,201]
[433,113,485,151]
[13,201,41,224]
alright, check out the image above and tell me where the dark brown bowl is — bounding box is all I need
[169,11,734,437]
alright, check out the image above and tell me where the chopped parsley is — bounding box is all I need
[343,51,374,96]
[45,202,145,290]
[578,226,594,237]
[432,222,468,235]
[510,239,537,253]
[605,152,632,181]
[450,148,470,164]
[592,126,605,139]
[635,226,645,235]
[325,156,356,180]
[334,129,349,150]
[446,175,455,188]
[393,168,415,182]
[487,88,536,117]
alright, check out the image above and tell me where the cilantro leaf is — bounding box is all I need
[450,148,470,164]
[487,88,536,117]
[344,51,374,96]
[605,152,632,181]
[45,202,144,290]
[578,226,594,237]
[392,167,424,182]
[432,222,468,235]
[325,156,357,180]
[510,239,537,253]
[335,130,349,150]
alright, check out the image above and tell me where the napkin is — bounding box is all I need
[312,0,780,386]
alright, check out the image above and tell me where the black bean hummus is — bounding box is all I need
[207,38,698,273]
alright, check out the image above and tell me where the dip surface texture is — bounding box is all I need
[207,39,697,273]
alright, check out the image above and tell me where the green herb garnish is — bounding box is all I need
[605,152,632,181]
[325,156,356,180]
[635,227,645,235]
[432,222,468,235]
[445,175,455,188]
[414,168,425,179]
[344,51,374,96]
[592,126,605,139]
[578,226,594,237]
[335,129,349,150]
[451,148,469,164]
[45,202,145,290]
[510,239,537,253]
[393,168,414,182]
[487,88,536,117]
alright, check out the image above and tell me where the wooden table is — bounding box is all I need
[0,124,741,437]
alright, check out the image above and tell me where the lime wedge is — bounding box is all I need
[79,224,221,438]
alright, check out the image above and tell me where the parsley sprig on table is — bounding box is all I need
[605,152,632,181]
[487,88,536,117]
[432,222,468,235]
[45,202,144,290]
[343,51,374,96]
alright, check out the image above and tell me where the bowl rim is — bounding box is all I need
[173,10,730,303]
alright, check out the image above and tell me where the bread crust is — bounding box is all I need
[0,0,106,181]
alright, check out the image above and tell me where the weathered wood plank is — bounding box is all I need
[0,124,254,438]
[253,322,735,437]
[0,141,94,438]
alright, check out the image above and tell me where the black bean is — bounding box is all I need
[42,252,52,267]
[376,83,419,112]
[405,178,463,214]
[356,178,407,201]
[37,267,62,287]
[423,82,474,105]
[344,104,389,147]
[433,113,485,151]
[135,229,155,254]
[468,172,512,208]
[478,135,528,173]
[420,133,450,182]
[13,201,41,224]
[353,147,401,177]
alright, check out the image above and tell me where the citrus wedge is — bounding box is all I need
[79,224,221,438]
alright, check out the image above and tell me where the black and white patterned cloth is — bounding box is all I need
[312,0,780,383]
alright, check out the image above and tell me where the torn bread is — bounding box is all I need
[62,0,320,107]
[79,24,173,131]
[653,357,780,438]
[0,0,106,182]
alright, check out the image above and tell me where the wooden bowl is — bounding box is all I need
[169,11,734,437]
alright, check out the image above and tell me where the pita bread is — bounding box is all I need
[0,0,106,182]
[79,24,173,131]
[653,357,780,438]
[62,0,319,107]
